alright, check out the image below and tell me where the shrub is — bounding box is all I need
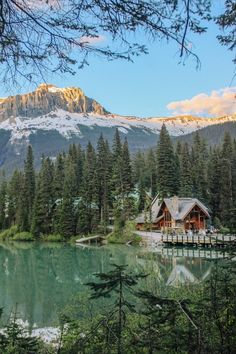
[0,225,18,240]
[42,234,64,242]
[108,221,142,245]
[13,232,34,241]
[213,217,222,230]
[219,227,230,235]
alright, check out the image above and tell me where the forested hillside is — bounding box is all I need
[0,125,235,239]
[174,121,236,146]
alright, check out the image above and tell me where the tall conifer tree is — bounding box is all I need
[53,153,65,199]
[0,180,7,230]
[96,135,111,227]
[111,128,123,198]
[31,157,54,236]
[179,143,193,197]
[156,124,178,198]
[59,160,77,238]
[191,132,208,201]
[18,146,35,231]
[77,143,98,234]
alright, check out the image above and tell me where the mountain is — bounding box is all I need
[0,83,235,173]
[174,121,236,146]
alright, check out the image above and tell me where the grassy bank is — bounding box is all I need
[0,226,63,242]
[0,226,34,241]
[108,221,142,245]
[0,223,143,245]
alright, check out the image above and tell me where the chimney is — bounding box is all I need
[172,196,179,215]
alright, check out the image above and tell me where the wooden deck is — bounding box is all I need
[76,235,106,244]
[161,234,236,248]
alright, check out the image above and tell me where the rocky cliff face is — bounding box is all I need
[0,84,107,121]
[0,83,235,174]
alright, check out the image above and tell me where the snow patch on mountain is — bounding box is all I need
[0,108,235,142]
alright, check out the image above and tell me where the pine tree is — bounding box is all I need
[31,157,54,236]
[179,143,193,197]
[96,135,111,228]
[77,143,98,234]
[218,158,233,226]
[59,160,77,238]
[0,180,7,230]
[133,150,145,185]
[121,138,133,196]
[18,146,35,231]
[146,148,157,197]
[53,153,65,199]
[111,129,123,199]
[76,144,85,193]
[207,148,221,219]
[191,132,208,201]
[221,131,233,158]
[133,150,146,211]
[231,141,236,229]
[7,170,24,228]
[156,124,178,198]
[174,141,182,194]
[220,133,236,228]
[86,265,146,354]
[137,178,146,212]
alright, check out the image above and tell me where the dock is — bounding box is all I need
[161,234,236,248]
[76,235,106,245]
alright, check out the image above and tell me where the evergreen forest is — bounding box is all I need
[0,124,236,240]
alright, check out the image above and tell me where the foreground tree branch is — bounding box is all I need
[0,0,233,85]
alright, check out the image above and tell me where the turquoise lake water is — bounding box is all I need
[0,241,226,330]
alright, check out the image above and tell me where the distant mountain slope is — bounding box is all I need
[174,121,236,146]
[0,83,235,173]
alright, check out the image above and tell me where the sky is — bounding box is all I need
[0,9,235,118]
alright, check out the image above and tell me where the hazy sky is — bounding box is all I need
[0,20,235,117]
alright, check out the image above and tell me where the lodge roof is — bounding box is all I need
[136,196,210,223]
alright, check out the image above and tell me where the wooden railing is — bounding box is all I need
[161,234,236,247]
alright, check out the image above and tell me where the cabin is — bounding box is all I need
[136,196,210,232]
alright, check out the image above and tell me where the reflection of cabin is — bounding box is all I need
[136,196,210,232]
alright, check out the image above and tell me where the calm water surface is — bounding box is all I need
[0,241,226,330]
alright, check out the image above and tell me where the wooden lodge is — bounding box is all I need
[136,196,210,232]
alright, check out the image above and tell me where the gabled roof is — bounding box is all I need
[136,196,210,223]
[136,196,162,223]
[156,197,210,221]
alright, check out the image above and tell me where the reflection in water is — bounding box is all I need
[0,242,223,329]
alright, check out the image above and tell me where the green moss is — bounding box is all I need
[13,232,34,241]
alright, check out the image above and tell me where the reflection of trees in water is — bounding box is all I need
[0,243,214,328]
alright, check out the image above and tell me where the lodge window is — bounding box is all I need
[164,211,171,221]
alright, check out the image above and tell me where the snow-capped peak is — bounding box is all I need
[0,84,235,142]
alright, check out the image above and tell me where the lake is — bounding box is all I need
[0,241,227,333]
